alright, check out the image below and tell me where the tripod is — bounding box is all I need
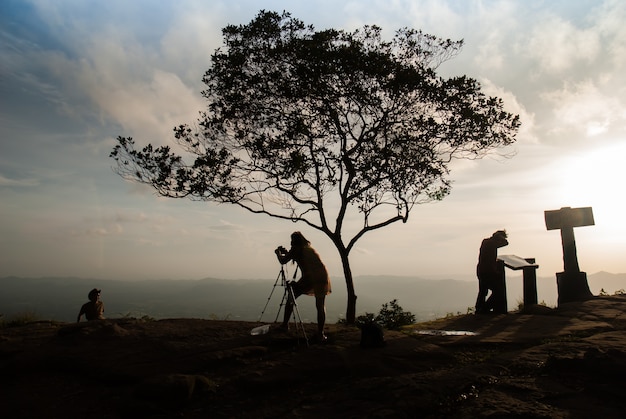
[259,264,309,346]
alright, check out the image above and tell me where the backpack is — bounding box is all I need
[359,322,386,348]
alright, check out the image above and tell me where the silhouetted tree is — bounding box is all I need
[111,10,520,323]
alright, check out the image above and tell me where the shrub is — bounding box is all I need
[120,312,155,321]
[599,289,625,296]
[339,300,416,330]
[375,299,416,330]
[353,312,376,328]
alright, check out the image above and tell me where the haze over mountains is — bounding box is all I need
[1,272,624,324]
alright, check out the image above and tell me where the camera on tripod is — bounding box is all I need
[257,251,309,346]
[275,245,287,258]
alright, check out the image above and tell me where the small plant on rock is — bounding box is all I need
[342,300,416,330]
[376,299,416,330]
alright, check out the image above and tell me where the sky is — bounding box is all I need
[1,0,626,284]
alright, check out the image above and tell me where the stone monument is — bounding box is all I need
[544,206,594,304]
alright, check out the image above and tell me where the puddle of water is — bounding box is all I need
[414,330,478,336]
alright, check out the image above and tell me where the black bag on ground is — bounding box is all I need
[359,322,386,348]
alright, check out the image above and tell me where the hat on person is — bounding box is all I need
[88,288,101,299]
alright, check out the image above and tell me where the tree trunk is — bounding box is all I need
[338,249,357,324]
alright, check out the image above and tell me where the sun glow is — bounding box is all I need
[551,142,626,243]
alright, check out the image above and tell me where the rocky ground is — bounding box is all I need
[2,295,626,418]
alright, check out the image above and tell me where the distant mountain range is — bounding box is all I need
[1,272,624,324]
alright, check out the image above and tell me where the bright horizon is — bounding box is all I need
[1,1,626,282]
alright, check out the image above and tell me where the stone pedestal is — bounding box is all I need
[556,271,593,304]
[492,260,508,314]
[545,207,595,306]
[522,258,538,306]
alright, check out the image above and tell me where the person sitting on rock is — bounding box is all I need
[77,288,105,322]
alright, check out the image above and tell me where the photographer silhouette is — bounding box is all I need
[275,232,331,342]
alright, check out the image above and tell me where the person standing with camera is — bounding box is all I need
[275,231,331,342]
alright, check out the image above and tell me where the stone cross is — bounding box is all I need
[544,206,594,273]
[544,206,594,304]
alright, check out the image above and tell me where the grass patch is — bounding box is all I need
[452,347,501,365]
[0,311,42,328]
[540,331,594,344]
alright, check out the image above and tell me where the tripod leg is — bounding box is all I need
[273,268,290,324]
[286,284,309,347]
[260,268,286,323]
[279,283,295,326]
[274,285,289,324]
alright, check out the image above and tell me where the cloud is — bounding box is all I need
[78,66,205,142]
[13,1,210,146]
[72,224,123,237]
[354,246,373,255]
[480,78,538,145]
[0,174,39,187]
[113,212,149,224]
[208,220,243,231]
[389,0,462,34]
[465,1,523,71]
[526,15,601,75]
[543,80,626,137]
[593,0,626,68]
[159,2,226,85]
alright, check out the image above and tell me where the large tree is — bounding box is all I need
[111,10,520,323]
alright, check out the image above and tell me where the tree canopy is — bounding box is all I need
[111,10,520,323]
